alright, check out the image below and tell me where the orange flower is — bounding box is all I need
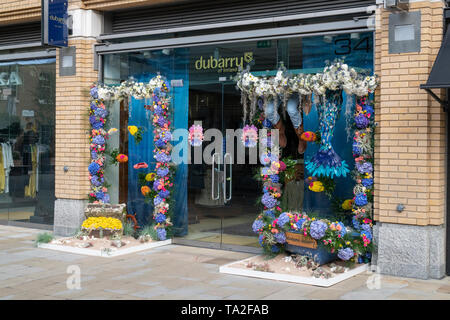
[301,131,316,142]
[116,154,128,163]
[141,186,150,196]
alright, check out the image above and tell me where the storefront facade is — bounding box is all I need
[0,0,448,279]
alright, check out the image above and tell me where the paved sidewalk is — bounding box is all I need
[0,225,449,300]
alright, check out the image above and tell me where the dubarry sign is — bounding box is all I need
[193,52,254,73]
[41,0,68,47]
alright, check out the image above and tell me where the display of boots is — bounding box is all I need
[295,124,307,154]
[273,119,287,148]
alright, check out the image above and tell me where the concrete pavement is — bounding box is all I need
[0,225,449,300]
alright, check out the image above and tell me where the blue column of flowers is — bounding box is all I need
[88,85,110,203]
[351,96,375,263]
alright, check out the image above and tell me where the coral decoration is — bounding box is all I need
[116,154,128,163]
[133,162,149,169]
[300,131,316,142]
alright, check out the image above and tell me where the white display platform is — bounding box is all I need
[219,256,368,287]
[38,239,172,258]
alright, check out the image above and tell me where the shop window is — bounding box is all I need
[0,59,56,226]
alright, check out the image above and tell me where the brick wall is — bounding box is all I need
[0,0,40,25]
[374,0,446,226]
[55,39,98,200]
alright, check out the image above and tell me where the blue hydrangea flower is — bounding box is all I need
[337,247,354,261]
[92,121,104,130]
[352,142,362,156]
[356,162,373,174]
[155,152,171,163]
[277,212,290,228]
[309,220,328,239]
[91,151,97,160]
[361,230,372,241]
[354,193,368,207]
[155,213,166,224]
[92,135,105,145]
[155,138,166,148]
[355,114,369,129]
[157,167,169,177]
[352,217,361,231]
[88,162,100,175]
[95,191,105,201]
[158,190,170,199]
[274,232,286,244]
[363,104,374,115]
[89,115,97,125]
[263,119,272,128]
[94,107,108,118]
[337,222,347,237]
[102,194,110,203]
[270,174,279,183]
[362,178,373,188]
[258,234,264,246]
[271,245,280,253]
[90,86,98,99]
[296,218,306,230]
[261,193,277,209]
[264,210,275,219]
[153,196,163,206]
[157,228,167,241]
[90,175,102,187]
[252,219,265,234]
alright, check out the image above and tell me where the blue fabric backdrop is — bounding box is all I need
[127,49,189,235]
[301,32,374,216]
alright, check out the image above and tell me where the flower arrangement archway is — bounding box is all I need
[236,61,377,263]
[88,75,174,240]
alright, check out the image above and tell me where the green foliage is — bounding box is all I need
[35,232,54,246]
[122,221,135,237]
[109,148,120,166]
[139,224,157,241]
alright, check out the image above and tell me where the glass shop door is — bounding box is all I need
[180,80,260,251]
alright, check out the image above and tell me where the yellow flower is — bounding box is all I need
[308,181,324,193]
[81,217,123,230]
[108,128,118,135]
[128,126,138,136]
[342,199,354,211]
[145,173,156,182]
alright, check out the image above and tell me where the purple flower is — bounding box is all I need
[157,167,169,177]
[153,196,163,206]
[338,247,354,261]
[261,193,277,209]
[102,194,110,203]
[155,213,166,224]
[159,190,170,198]
[89,115,97,125]
[355,114,370,129]
[153,180,161,191]
[91,151,97,160]
[264,210,275,219]
[161,131,172,142]
[157,228,167,240]
[92,135,105,145]
[274,232,286,244]
[269,174,279,183]
[354,193,368,207]
[352,217,361,231]
[90,175,103,187]
[155,105,164,115]
[90,87,98,99]
[155,138,166,148]
[95,191,105,201]
[352,142,362,156]
[258,234,264,246]
[94,107,108,119]
[155,152,171,163]
[309,220,328,240]
[277,212,290,227]
[356,162,373,174]
[252,219,265,233]
[156,116,167,127]
[88,162,100,175]
[363,105,374,115]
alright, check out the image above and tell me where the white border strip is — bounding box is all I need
[38,239,172,258]
[219,256,368,287]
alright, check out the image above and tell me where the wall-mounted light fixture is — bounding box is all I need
[384,0,409,12]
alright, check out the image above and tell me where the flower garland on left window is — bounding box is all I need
[88,86,110,203]
[87,76,174,240]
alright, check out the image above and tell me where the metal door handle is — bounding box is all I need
[212,153,220,200]
[224,153,232,202]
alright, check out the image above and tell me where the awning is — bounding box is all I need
[421,23,450,110]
